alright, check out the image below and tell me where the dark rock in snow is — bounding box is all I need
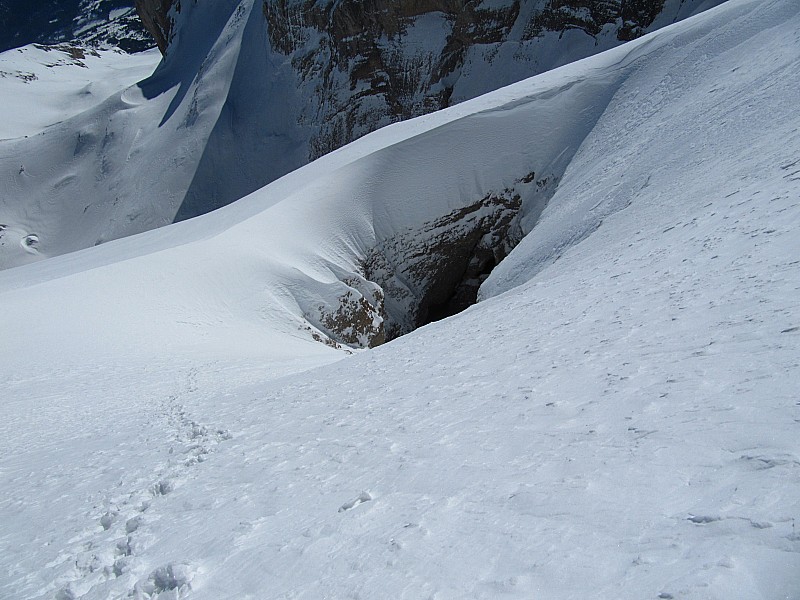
[0,0,154,53]
[134,0,177,53]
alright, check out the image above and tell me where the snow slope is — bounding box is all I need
[0,44,160,140]
[0,0,727,271]
[1,0,799,598]
[0,2,251,269]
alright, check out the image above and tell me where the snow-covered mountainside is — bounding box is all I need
[1,0,798,598]
[0,0,152,53]
[0,0,725,271]
[0,44,160,140]
[256,0,728,162]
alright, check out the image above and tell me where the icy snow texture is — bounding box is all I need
[0,0,799,598]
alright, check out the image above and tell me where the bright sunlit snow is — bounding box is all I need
[1,0,799,598]
[0,44,160,140]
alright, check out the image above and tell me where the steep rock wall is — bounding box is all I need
[287,0,725,159]
[164,0,725,221]
[134,0,179,52]
[262,0,707,160]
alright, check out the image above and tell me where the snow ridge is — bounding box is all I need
[0,0,726,270]
[0,0,799,598]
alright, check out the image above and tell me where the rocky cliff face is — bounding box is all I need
[135,0,723,220]
[0,0,153,53]
[262,0,678,160]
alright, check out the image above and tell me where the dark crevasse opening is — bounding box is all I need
[401,173,559,335]
[363,188,523,341]
[305,171,560,349]
[361,173,559,341]
[423,248,504,325]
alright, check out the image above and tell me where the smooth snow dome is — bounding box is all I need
[1,0,799,598]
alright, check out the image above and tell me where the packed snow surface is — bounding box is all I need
[1,0,799,598]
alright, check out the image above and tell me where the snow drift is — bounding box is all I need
[0,0,724,270]
[1,0,799,598]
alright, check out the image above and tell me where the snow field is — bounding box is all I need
[0,1,254,269]
[0,0,799,598]
[0,44,160,140]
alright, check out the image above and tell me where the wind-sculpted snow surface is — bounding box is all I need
[0,0,725,270]
[0,1,252,269]
[1,0,800,598]
[480,0,800,298]
[0,44,160,140]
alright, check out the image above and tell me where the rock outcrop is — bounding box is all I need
[261,0,724,161]
[301,168,560,347]
[134,0,178,53]
[363,185,524,340]
[0,0,153,53]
